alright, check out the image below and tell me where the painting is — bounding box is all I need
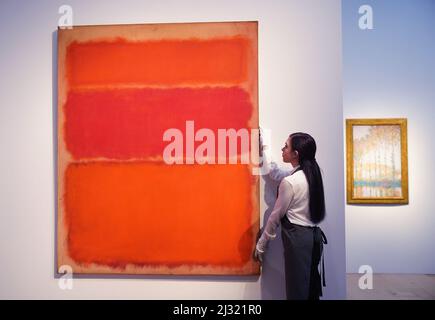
[346,118,408,204]
[57,22,259,275]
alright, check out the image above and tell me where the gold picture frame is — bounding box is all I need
[346,118,408,204]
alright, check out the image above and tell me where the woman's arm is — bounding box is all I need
[256,179,294,254]
[262,148,293,180]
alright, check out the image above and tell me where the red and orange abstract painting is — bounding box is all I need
[57,22,259,275]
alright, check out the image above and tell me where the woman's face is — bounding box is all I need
[282,136,299,165]
[281,137,293,163]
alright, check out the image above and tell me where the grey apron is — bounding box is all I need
[281,216,327,300]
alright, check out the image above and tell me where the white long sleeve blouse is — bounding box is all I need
[256,163,316,253]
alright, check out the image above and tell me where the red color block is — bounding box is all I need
[63,87,253,160]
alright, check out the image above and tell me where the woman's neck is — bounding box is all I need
[290,160,300,168]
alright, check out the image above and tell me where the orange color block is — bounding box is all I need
[66,37,250,88]
[64,162,256,270]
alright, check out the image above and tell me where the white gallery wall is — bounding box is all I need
[343,0,435,273]
[0,0,345,299]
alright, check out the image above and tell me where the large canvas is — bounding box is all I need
[346,118,408,204]
[57,22,259,275]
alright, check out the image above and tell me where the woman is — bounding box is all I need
[255,132,327,300]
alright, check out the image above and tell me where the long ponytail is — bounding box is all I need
[290,133,325,224]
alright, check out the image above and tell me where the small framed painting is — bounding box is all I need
[346,118,408,204]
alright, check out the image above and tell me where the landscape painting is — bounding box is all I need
[346,118,408,204]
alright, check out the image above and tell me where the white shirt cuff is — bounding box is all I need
[265,230,277,240]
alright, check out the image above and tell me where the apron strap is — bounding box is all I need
[320,229,327,288]
[310,226,327,298]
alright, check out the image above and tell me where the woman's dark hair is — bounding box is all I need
[290,132,325,224]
